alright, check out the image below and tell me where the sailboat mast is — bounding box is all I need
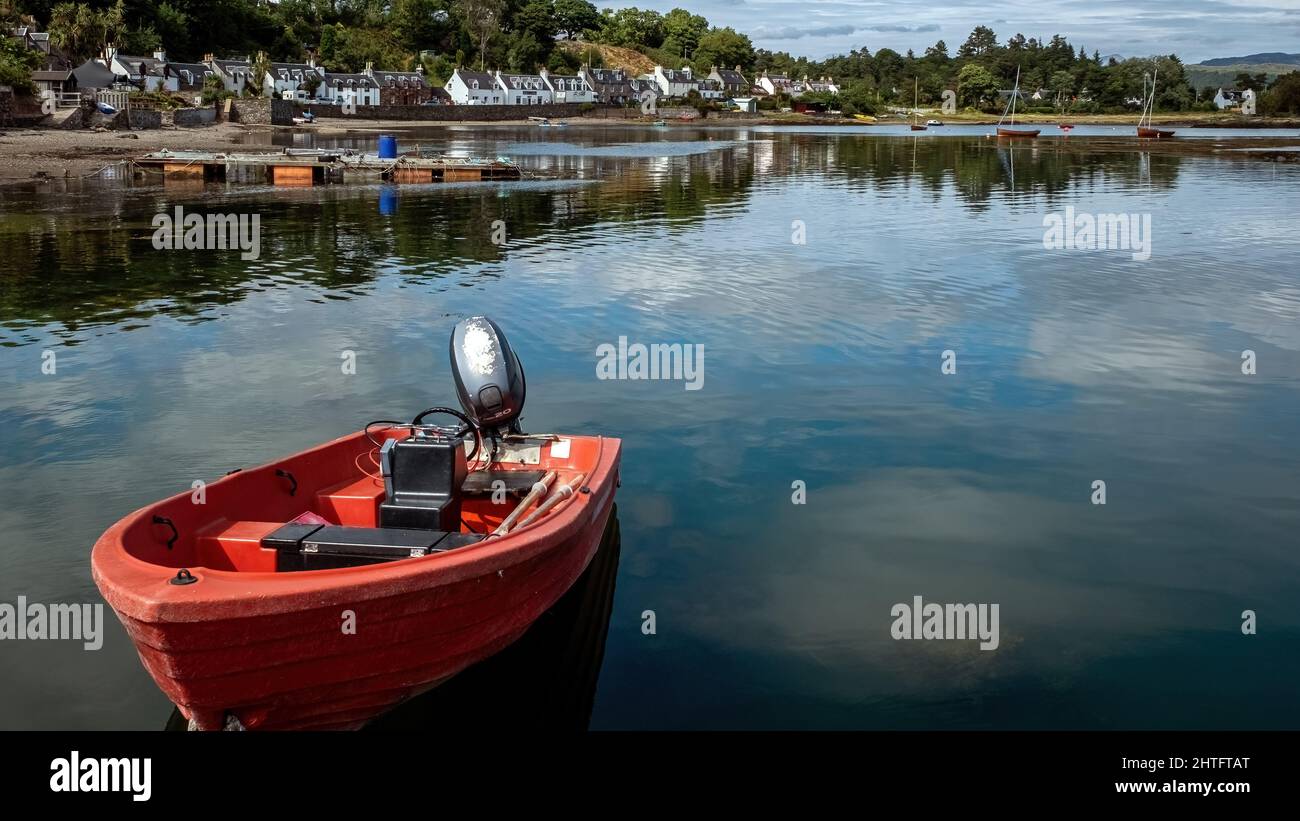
[1011,65,1020,124]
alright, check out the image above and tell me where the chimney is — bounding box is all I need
[415,64,424,75]
[153,49,166,62]
[539,67,548,78]
[364,61,373,74]
[203,53,214,64]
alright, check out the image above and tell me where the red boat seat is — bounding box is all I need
[316,474,385,527]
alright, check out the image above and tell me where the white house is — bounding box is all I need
[707,66,748,97]
[757,70,801,97]
[165,62,214,94]
[802,76,839,95]
[207,56,256,94]
[1213,87,1246,109]
[319,73,380,106]
[540,68,594,103]
[495,71,552,105]
[446,68,503,105]
[265,61,323,99]
[653,65,699,98]
[699,78,724,101]
[105,46,167,90]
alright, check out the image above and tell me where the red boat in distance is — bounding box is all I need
[93,317,621,730]
[1137,68,1176,139]
[995,66,1038,139]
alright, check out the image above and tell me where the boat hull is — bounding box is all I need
[1137,127,1175,138]
[997,128,1040,138]
[92,431,620,730]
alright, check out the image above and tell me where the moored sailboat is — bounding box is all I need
[996,66,1040,138]
[1136,68,1175,138]
[910,78,927,130]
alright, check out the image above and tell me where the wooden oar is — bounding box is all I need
[489,471,556,537]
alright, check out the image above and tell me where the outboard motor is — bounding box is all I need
[377,317,525,533]
[449,316,526,436]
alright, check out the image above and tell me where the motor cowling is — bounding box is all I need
[449,316,526,434]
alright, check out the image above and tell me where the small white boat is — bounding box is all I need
[926,119,944,127]
[529,116,565,127]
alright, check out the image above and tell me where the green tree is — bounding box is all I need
[0,32,41,94]
[248,50,272,96]
[597,7,664,49]
[838,79,876,116]
[454,0,505,70]
[1261,71,1300,115]
[662,8,707,59]
[692,27,752,72]
[957,63,998,108]
[957,25,998,59]
[553,0,600,41]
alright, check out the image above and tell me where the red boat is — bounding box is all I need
[995,67,1039,139]
[92,318,621,730]
[1137,126,1175,138]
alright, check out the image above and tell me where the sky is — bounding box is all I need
[603,1,1300,64]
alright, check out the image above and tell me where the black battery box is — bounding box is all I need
[263,523,483,572]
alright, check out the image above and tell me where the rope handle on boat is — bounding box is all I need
[152,515,179,550]
[275,469,297,497]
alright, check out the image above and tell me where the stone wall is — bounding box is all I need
[298,102,587,122]
[654,107,701,120]
[230,97,294,126]
[127,109,162,129]
[168,106,218,127]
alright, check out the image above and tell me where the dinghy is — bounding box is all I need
[92,317,621,730]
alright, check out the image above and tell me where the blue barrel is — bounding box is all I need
[378,135,398,159]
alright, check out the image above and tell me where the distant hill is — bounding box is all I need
[1199,52,1300,67]
[1186,61,1299,91]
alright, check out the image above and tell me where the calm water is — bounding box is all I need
[2,125,1298,729]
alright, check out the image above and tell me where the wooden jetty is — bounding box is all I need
[133,149,522,186]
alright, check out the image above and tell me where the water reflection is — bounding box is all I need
[1,134,1195,346]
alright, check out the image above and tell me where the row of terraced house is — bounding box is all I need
[11,23,838,113]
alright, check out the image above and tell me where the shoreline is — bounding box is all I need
[3,115,1297,186]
